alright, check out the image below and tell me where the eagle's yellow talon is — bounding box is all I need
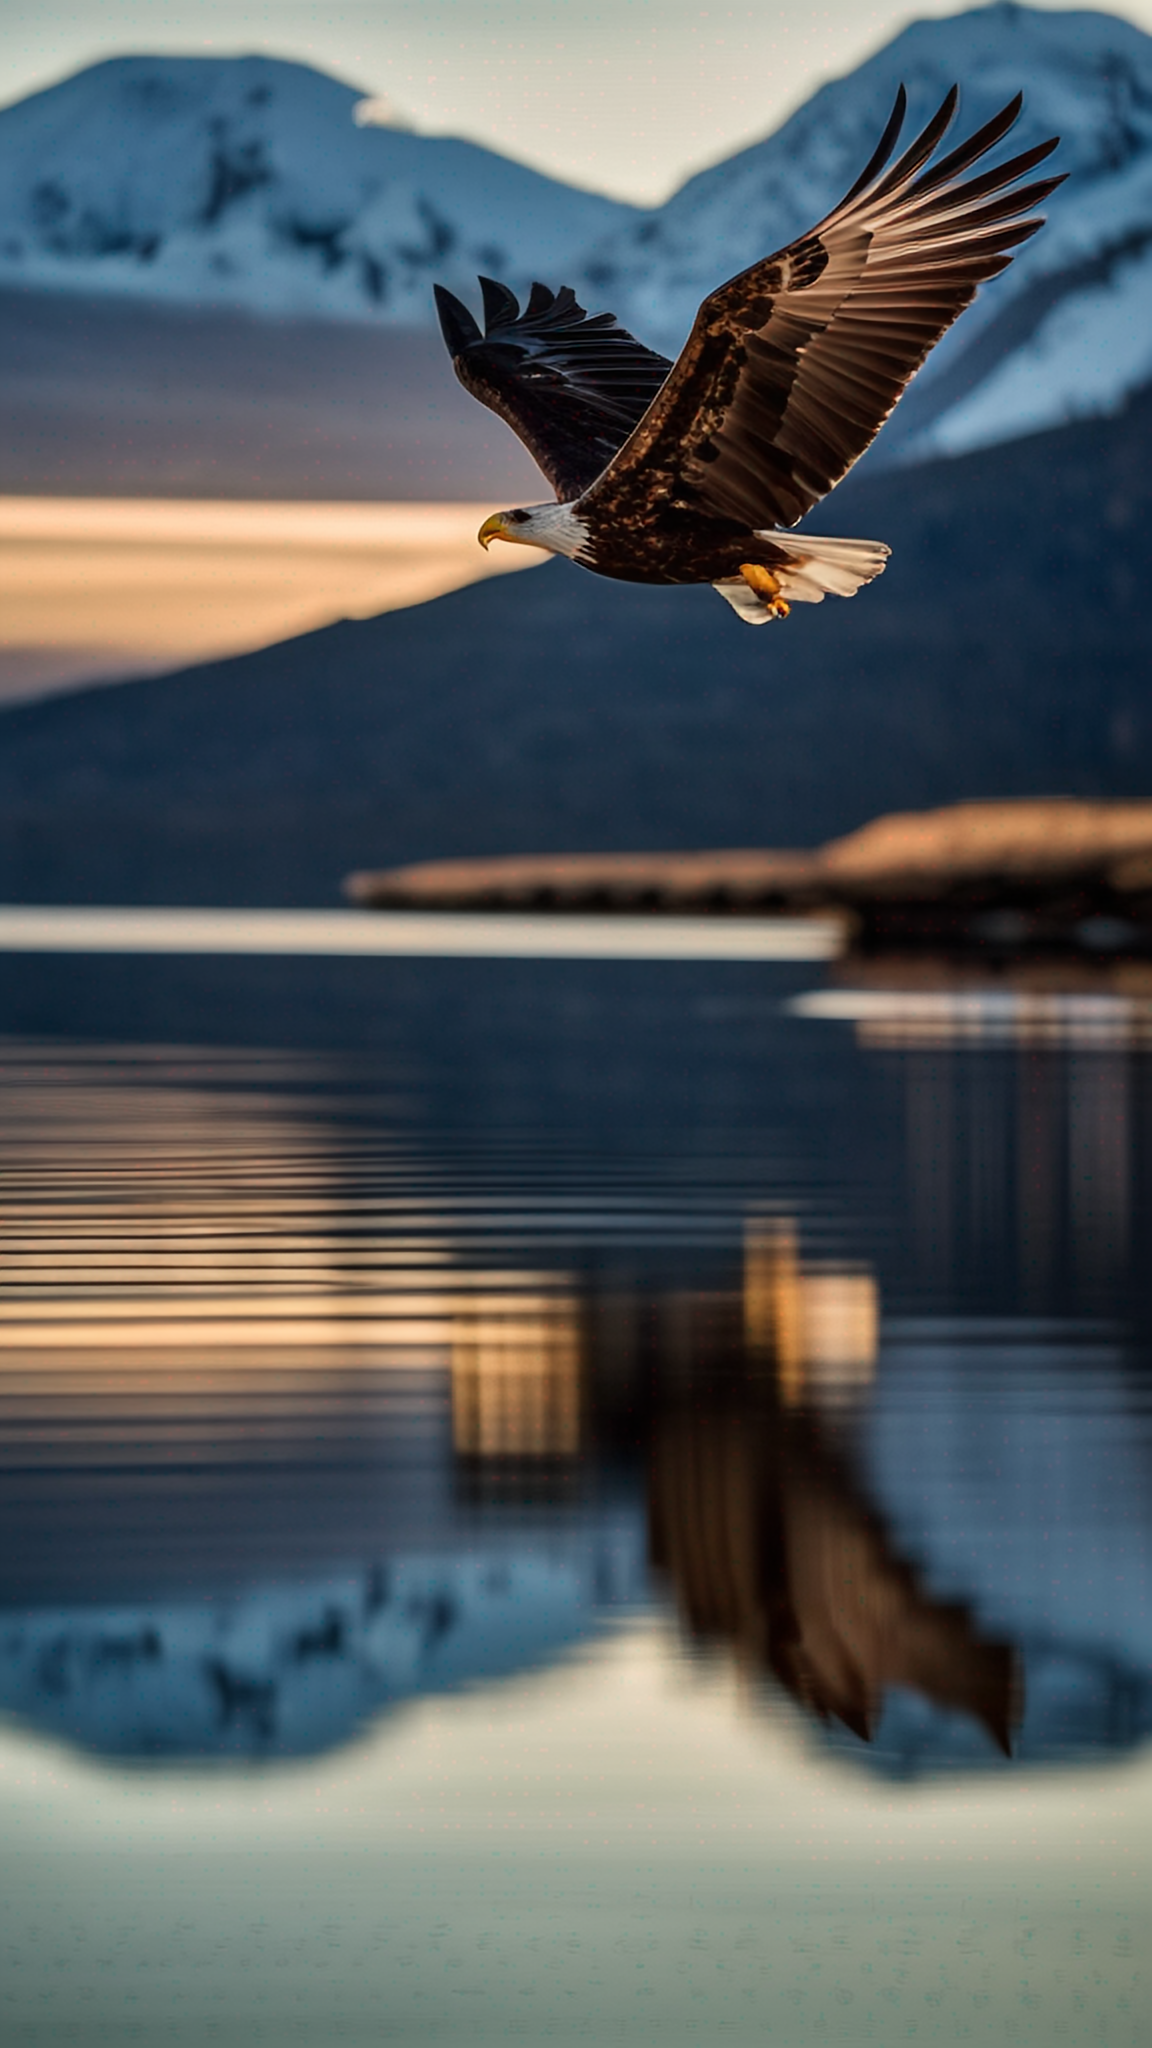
[739,561,780,595]
[740,563,790,617]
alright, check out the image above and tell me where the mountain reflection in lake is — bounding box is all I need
[1,957,1150,2043]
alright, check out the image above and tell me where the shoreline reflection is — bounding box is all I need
[0,1017,1149,1781]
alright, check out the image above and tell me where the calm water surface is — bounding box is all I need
[1,952,1149,2045]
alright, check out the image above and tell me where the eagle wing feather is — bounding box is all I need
[583,89,1064,532]
[433,279,672,503]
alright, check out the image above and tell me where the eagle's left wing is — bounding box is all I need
[584,88,1063,532]
[434,278,672,502]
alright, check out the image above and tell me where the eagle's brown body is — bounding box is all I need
[579,505,793,587]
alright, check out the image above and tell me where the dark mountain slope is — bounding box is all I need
[1,388,1150,906]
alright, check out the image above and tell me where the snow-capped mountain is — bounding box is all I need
[5,10,1152,462]
[578,4,1152,460]
[5,1502,1152,1774]
[0,54,637,324]
[0,1527,647,1762]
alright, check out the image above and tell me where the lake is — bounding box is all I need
[0,941,1149,2045]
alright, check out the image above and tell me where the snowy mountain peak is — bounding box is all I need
[583,6,1152,335]
[0,1531,647,1762]
[578,5,1152,458]
[3,11,1152,455]
[0,53,638,323]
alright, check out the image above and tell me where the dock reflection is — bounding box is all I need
[795,956,1152,1318]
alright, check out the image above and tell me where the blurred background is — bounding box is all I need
[1,0,1151,897]
[4,7,1152,2044]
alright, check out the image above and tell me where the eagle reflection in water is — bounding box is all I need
[454,1228,1019,1757]
[647,1388,1016,1756]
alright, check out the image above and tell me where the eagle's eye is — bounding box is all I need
[508,509,530,525]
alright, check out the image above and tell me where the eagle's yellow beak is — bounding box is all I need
[477,513,509,551]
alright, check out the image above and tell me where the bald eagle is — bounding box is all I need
[434,88,1061,623]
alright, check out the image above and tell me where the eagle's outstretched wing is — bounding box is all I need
[434,277,672,503]
[583,89,1064,531]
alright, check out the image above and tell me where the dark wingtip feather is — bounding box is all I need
[908,91,1035,201]
[868,85,960,204]
[523,281,591,327]
[433,283,482,356]
[479,275,522,332]
[837,83,909,209]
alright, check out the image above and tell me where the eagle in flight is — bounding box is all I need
[434,88,1061,624]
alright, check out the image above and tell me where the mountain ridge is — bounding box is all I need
[0,52,635,325]
[4,9,1152,484]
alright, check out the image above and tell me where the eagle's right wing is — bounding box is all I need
[584,88,1063,533]
[434,278,672,503]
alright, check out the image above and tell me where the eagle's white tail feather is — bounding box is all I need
[764,532,891,600]
[713,533,890,624]
[712,579,778,626]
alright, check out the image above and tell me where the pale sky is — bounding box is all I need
[0,0,1149,203]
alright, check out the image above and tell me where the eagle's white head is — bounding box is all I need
[477,502,592,562]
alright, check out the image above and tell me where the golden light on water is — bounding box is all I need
[0,1048,595,1472]
[744,1219,878,1408]
[794,984,1152,1047]
[452,1298,583,1457]
[0,1045,878,1471]
[0,497,543,702]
